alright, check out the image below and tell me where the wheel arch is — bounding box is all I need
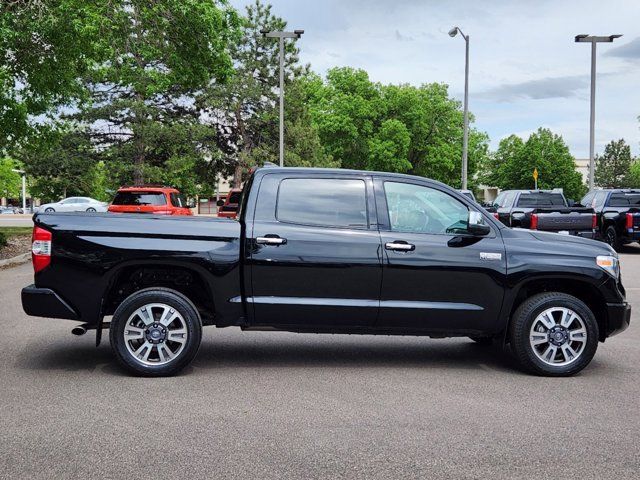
[503,277,609,343]
[102,261,217,325]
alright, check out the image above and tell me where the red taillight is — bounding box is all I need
[530,214,538,230]
[32,226,52,273]
[493,212,500,220]
[626,213,634,230]
[592,214,597,229]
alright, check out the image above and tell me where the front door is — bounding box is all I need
[248,173,383,328]
[375,178,506,335]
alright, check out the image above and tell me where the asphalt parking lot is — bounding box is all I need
[1,248,640,480]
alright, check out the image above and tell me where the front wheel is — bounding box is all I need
[509,292,598,376]
[44,207,55,213]
[109,288,202,376]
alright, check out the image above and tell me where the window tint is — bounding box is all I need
[76,198,89,204]
[609,193,640,207]
[170,193,187,208]
[384,182,470,235]
[228,191,242,204]
[517,193,566,207]
[581,192,595,207]
[594,191,608,207]
[61,198,76,204]
[277,178,367,228]
[501,191,517,208]
[112,191,166,206]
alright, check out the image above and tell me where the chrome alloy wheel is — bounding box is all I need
[123,303,188,366]
[529,307,587,366]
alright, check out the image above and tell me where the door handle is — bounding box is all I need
[256,236,287,245]
[385,241,415,252]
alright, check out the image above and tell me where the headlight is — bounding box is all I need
[596,255,619,278]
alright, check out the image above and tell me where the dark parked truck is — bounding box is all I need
[582,189,640,251]
[22,167,630,377]
[491,190,596,237]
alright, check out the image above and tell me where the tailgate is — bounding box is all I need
[533,209,594,232]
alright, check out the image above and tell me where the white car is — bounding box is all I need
[37,197,108,213]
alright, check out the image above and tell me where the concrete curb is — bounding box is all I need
[0,252,30,268]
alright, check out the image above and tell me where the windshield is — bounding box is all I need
[112,191,166,206]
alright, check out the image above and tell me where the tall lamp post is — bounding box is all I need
[449,26,470,190]
[260,28,304,167]
[11,169,26,212]
[575,34,622,191]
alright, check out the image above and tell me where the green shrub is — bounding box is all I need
[0,231,6,249]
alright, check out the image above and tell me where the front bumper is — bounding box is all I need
[21,284,78,320]
[605,302,631,337]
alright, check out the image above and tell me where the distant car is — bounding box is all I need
[0,206,18,214]
[37,197,108,213]
[217,189,242,218]
[108,186,194,215]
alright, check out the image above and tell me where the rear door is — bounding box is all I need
[375,177,506,334]
[247,173,383,328]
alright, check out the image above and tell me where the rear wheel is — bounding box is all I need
[110,288,202,376]
[510,292,598,376]
[86,207,96,212]
[605,226,621,251]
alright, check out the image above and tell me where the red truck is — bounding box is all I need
[217,188,242,218]
[109,186,194,216]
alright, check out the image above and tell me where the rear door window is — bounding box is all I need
[112,191,167,206]
[276,178,367,228]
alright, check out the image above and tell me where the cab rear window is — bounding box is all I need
[112,191,166,206]
[609,194,640,207]
[517,193,566,207]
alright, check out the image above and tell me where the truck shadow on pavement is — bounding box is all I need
[16,334,612,377]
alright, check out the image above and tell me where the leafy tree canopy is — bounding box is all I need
[307,67,489,188]
[594,139,635,188]
[0,157,23,199]
[480,128,587,200]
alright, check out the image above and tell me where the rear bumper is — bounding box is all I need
[574,230,596,239]
[605,302,631,338]
[21,284,78,320]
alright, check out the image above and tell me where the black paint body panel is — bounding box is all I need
[22,167,630,341]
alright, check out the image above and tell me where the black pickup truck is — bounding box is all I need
[490,190,595,237]
[22,167,630,377]
[581,189,640,251]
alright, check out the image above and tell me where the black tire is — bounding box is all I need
[604,225,621,251]
[109,288,202,376]
[509,292,599,376]
[45,207,55,213]
[86,207,96,212]
[469,336,493,346]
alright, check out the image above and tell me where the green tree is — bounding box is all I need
[0,158,22,199]
[68,0,241,187]
[199,0,320,186]
[628,160,640,188]
[16,124,99,201]
[594,139,634,188]
[308,67,489,187]
[481,128,586,200]
[0,1,112,148]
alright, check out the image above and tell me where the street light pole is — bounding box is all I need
[449,27,470,190]
[575,34,622,191]
[261,29,304,167]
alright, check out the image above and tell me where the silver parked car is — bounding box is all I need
[37,197,108,213]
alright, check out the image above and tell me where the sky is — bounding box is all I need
[231,0,640,158]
